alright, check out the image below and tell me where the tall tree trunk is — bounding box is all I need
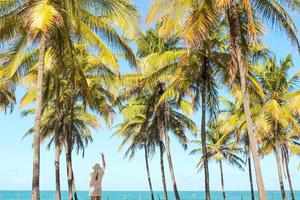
[247,155,255,200]
[72,168,78,200]
[283,150,295,200]
[157,85,168,200]
[55,75,62,200]
[66,83,75,200]
[55,142,62,200]
[65,142,73,200]
[159,141,168,200]
[201,58,210,200]
[219,161,226,200]
[144,144,155,200]
[238,42,266,200]
[31,34,46,200]
[275,144,286,200]
[226,2,266,200]
[165,134,180,200]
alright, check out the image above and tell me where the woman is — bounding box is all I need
[89,153,106,200]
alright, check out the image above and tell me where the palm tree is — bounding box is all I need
[18,42,119,199]
[120,90,196,200]
[154,83,196,200]
[218,55,300,200]
[1,0,138,198]
[190,120,245,200]
[134,30,179,200]
[134,24,230,200]
[50,1,139,194]
[54,2,140,195]
[253,55,300,200]
[62,43,118,200]
[147,1,299,199]
[1,2,64,199]
[153,90,196,200]
[114,95,158,200]
[218,2,299,199]
[218,91,265,200]
[63,43,118,199]
[120,73,196,200]
[23,101,99,196]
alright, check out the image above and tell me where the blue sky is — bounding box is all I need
[0,1,300,192]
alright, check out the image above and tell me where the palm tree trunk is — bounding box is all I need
[275,144,286,200]
[247,155,255,200]
[165,134,180,200]
[65,84,75,200]
[283,151,295,200]
[72,168,78,200]
[156,87,168,200]
[54,75,62,200]
[226,2,266,200]
[31,34,46,200]
[219,161,226,200]
[201,58,210,200]
[65,142,74,200]
[144,144,155,200]
[159,141,168,200]
[55,142,62,200]
[239,45,266,200]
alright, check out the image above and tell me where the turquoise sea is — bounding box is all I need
[0,191,299,200]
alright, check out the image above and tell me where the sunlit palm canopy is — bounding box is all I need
[147,0,299,51]
[115,83,197,158]
[0,0,139,85]
[250,55,300,156]
[23,102,100,156]
[190,119,245,171]
[17,43,119,126]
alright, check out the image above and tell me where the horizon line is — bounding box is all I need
[0,190,297,192]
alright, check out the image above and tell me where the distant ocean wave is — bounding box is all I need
[0,191,298,200]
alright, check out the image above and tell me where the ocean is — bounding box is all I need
[0,191,298,200]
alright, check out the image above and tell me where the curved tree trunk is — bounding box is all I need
[31,34,46,200]
[144,144,155,200]
[239,44,266,200]
[226,2,266,200]
[240,59,267,200]
[247,155,255,200]
[201,59,210,200]
[275,144,286,200]
[55,142,62,200]
[159,141,168,200]
[219,161,226,200]
[65,142,74,200]
[165,135,180,200]
[283,151,295,200]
